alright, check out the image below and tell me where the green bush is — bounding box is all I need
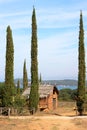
[59,88,77,101]
[13,95,26,114]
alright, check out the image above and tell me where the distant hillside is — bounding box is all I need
[14,78,31,88]
[14,78,30,84]
[14,79,87,87]
[14,78,23,84]
[43,79,78,86]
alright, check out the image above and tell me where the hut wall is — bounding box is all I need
[39,97,48,109]
[47,91,58,110]
[39,91,58,110]
[47,92,53,110]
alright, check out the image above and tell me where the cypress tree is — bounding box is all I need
[3,26,15,107]
[23,60,28,90]
[29,7,39,113]
[39,73,42,83]
[77,11,86,115]
[17,80,20,95]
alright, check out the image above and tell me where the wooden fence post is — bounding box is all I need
[8,108,11,117]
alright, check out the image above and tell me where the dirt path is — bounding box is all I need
[9,115,87,119]
[0,115,87,130]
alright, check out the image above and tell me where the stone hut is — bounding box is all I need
[22,84,59,111]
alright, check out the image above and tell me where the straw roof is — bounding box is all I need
[22,84,56,98]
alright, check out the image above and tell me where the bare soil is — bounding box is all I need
[0,101,87,130]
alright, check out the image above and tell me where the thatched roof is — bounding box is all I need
[22,84,58,98]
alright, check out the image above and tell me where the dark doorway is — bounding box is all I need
[53,98,56,109]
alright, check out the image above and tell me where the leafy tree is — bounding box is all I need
[29,7,39,113]
[77,11,86,115]
[3,26,15,107]
[23,60,28,90]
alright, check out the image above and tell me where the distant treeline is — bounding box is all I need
[13,79,87,87]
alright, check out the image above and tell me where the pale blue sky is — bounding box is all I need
[0,0,87,81]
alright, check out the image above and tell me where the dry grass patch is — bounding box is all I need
[72,118,87,128]
[0,101,87,130]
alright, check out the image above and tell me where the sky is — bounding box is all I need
[0,0,87,81]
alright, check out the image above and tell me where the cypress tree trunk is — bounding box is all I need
[29,7,39,113]
[77,11,86,115]
[23,60,28,90]
[3,26,15,107]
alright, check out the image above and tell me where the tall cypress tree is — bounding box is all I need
[77,11,86,115]
[39,73,42,84]
[78,11,85,98]
[29,7,39,112]
[3,26,15,107]
[23,60,28,90]
[17,80,20,95]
